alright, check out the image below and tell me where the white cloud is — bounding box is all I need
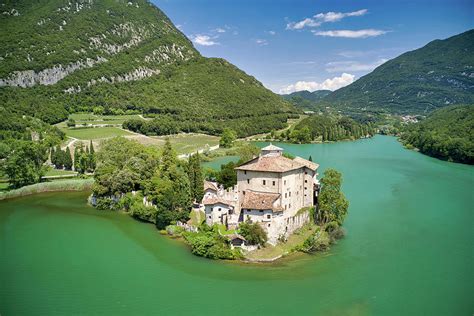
[255,39,268,46]
[287,18,321,30]
[279,73,355,94]
[214,28,226,33]
[267,30,276,35]
[176,24,183,31]
[312,29,386,38]
[314,9,367,23]
[287,9,367,30]
[326,59,388,72]
[192,34,219,46]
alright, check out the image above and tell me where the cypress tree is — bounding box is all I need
[89,140,96,171]
[309,155,313,162]
[64,147,73,170]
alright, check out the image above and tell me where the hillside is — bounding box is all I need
[281,90,331,110]
[322,30,474,115]
[0,0,294,135]
[400,105,474,164]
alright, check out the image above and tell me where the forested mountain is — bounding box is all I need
[0,0,294,135]
[400,105,474,164]
[281,90,331,110]
[322,30,474,115]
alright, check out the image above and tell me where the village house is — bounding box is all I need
[202,144,319,245]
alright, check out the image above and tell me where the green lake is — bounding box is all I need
[1,136,473,315]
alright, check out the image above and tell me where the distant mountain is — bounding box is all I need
[322,30,474,115]
[281,90,331,110]
[0,0,294,136]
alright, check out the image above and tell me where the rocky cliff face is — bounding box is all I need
[0,0,293,131]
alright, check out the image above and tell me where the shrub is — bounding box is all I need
[239,220,268,246]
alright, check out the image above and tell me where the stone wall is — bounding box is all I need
[265,209,310,245]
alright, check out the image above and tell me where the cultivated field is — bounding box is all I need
[61,127,134,140]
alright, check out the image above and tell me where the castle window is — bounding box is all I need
[289,204,291,208]
[285,205,287,210]
[284,180,287,185]
[305,171,307,175]
[263,180,266,185]
[267,214,271,219]
[289,192,291,197]
[305,180,308,183]
[259,210,263,213]
[268,223,271,227]
[272,181,276,186]
[247,179,250,184]
[243,191,246,195]
[244,171,247,175]
[285,193,287,198]
[218,208,221,212]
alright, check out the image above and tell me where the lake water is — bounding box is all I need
[1,136,472,315]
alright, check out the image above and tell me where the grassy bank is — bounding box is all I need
[0,178,94,201]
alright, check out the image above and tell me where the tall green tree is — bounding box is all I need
[161,138,177,174]
[188,152,204,202]
[3,141,48,188]
[317,168,349,227]
[64,147,73,170]
[219,128,237,148]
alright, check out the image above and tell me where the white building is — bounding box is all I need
[202,144,319,244]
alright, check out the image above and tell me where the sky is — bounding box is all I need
[152,0,473,94]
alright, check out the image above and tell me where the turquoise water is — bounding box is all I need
[202,155,240,170]
[1,136,473,315]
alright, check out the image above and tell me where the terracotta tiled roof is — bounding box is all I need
[241,190,281,210]
[293,157,319,171]
[235,155,303,173]
[204,180,218,192]
[236,154,319,173]
[202,197,234,206]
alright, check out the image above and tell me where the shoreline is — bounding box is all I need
[0,178,94,201]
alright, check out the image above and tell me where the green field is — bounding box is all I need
[155,134,220,154]
[61,127,134,140]
[56,113,144,128]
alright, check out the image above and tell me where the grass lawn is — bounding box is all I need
[0,182,9,192]
[44,169,78,177]
[245,224,316,260]
[150,133,220,154]
[61,127,133,140]
[217,224,237,235]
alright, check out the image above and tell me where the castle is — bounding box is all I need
[202,144,319,245]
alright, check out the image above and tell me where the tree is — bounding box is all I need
[3,141,48,188]
[161,138,177,173]
[216,162,237,189]
[66,118,76,127]
[64,147,73,170]
[309,155,313,162]
[239,220,268,245]
[93,137,159,197]
[317,168,349,227]
[88,140,96,171]
[219,128,236,148]
[149,165,192,229]
[188,152,204,202]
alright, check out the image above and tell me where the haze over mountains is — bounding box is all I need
[286,30,474,115]
[0,0,293,135]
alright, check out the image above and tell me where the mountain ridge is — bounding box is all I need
[0,0,294,135]
[321,29,474,115]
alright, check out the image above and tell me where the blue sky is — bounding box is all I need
[152,0,473,94]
